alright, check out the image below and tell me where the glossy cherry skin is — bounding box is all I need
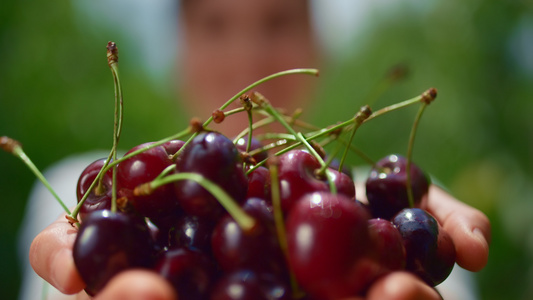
[169,214,215,253]
[210,269,291,300]
[117,142,179,219]
[76,158,113,221]
[210,269,268,300]
[246,166,272,204]
[420,225,456,286]
[286,192,373,299]
[211,198,286,276]
[392,208,456,286]
[72,210,156,296]
[367,218,406,274]
[161,139,186,157]
[155,247,217,300]
[366,154,430,219]
[277,150,356,213]
[174,131,248,220]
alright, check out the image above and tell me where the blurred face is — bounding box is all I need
[179,0,318,135]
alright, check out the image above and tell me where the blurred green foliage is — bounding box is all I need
[1,1,532,299]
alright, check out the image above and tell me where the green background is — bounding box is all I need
[1,1,532,299]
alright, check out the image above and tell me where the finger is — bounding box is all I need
[365,272,442,300]
[29,213,85,294]
[426,185,491,272]
[94,270,177,300]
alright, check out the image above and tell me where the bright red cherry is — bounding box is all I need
[117,142,179,219]
[277,150,355,213]
[76,158,114,221]
[286,192,373,299]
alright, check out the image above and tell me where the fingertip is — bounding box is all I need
[427,185,491,272]
[454,224,490,272]
[94,270,177,300]
[29,216,85,295]
[50,247,86,294]
[366,272,441,300]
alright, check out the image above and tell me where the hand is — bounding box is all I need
[29,184,490,300]
[29,214,176,300]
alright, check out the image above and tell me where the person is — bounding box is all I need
[21,0,491,299]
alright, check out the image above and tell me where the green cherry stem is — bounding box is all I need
[135,172,256,232]
[1,137,71,215]
[176,68,318,159]
[336,105,372,173]
[268,158,304,298]
[406,88,437,208]
[203,68,318,129]
[107,41,123,213]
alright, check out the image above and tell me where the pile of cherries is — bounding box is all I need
[73,129,456,299]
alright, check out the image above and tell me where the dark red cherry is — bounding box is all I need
[392,208,439,279]
[277,150,355,213]
[286,192,372,299]
[366,154,430,219]
[161,139,186,157]
[117,142,179,219]
[367,218,406,274]
[210,270,268,300]
[211,198,285,276]
[76,158,113,220]
[155,247,217,300]
[420,225,456,286]
[174,131,248,219]
[210,269,290,300]
[246,166,271,204]
[72,210,156,296]
[169,214,215,253]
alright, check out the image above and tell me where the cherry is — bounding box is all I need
[210,269,290,300]
[211,198,286,276]
[169,214,215,253]
[367,218,406,274]
[210,270,268,300]
[366,154,430,219]
[392,208,455,286]
[76,158,114,221]
[117,142,179,220]
[161,139,186,157]
[286,191,373,299]
[174,131,248,220]
[423,225,456,286]
[72,210,156,296]
[277,150,355,213]
[246,166,272,204]
[155,247,217,300]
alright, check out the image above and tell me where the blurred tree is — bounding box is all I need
[309,1,533,299]
[0,2,185,298]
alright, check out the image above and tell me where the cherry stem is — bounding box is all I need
[268,158,304,298]
[1,137,71,215]
[405,88,436,207]
[203,68,318,129]
[107,41,122,213]
[364,92,427,123]
[135,172,256,232]
[406,102,429,208]
[336,105,372,173]
[174,68,319,160]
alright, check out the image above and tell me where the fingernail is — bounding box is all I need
[472,227,489,247]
